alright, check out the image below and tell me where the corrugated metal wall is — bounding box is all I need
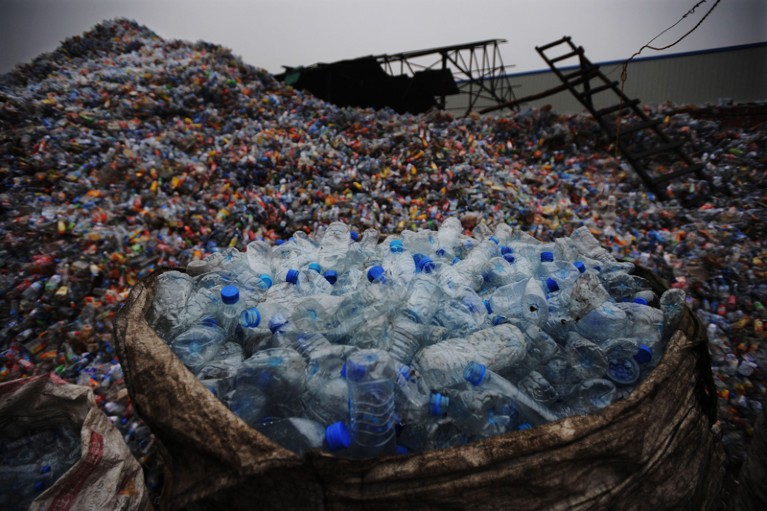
[446,42,767,115]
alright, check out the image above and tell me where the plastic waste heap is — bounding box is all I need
[148,220,684,458]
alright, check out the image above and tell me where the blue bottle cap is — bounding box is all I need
[274,239,285,246]
[286,269,299,285]
[258,274,273,289]
[540,251,554,262]
[350,230,360,241]
[239,307,261,329]
[517,423,533,431]
[396,444,411,455]
[367,265,386,283]
[607,357,640,385]
[634,344,653,364]
[633,297,649,305]
[451,257,461,265]
[389,240,404,253]
[221,285,239,304]
[417,256,435,273]
[436,248,447,257]
[503,253,516,264]
[325,421,351,451]
[489,236,500,245]
[483,299,493,314]
[34,480,45,492]
[429,392,449,416]
[500,245,513,256]
[574,261,586,273]
[40,465,51,474]
[268,314,288,334]
[463,361,487,386]
[323,270,338,284]
[307,262,322,273]
[545,277,559,293]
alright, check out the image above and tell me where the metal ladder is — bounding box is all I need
[536,36,710,200]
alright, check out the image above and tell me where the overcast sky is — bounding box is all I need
[1,0,765,77]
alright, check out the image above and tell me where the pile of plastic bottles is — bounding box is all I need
[0,16,763,484]
[149,220,685,457]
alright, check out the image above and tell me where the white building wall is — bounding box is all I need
[446,42,767,115]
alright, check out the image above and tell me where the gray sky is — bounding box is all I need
[1,0,765,77]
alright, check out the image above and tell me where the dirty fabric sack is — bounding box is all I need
[0,374,152,511]
[114,266,724,510]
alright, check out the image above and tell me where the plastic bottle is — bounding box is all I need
[402,272,442,324]
[432,287,488,336]
[253,417,351,456]
[245,239,275,282]
[382,239,416,285]
[463,361,560,424]
[435,216,464,259]
[345,349,397,458]
[413,323,528,389]
[438,240,499,295]
[196,341,244,381]
[229,347,306,426]
[218,285,245,338]
[387,313,447,366]
[170,316,227,373]
[318,221,351,274]
[486,276,549,327]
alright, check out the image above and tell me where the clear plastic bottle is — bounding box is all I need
[253,417,350,456]
[219,285,245,338]
[245,239,274,282]
[487,276,549,327]
[413,323,528,389]
[462,361,560,424]
[229,347,306,426]
[345,349,397,458]
[435,216,464,259]
[318,221,351,273]
[382,239,416,285]
[170,316,227,373]
[403,272,442,324]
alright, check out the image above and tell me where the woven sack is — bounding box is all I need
[114,266,725,510]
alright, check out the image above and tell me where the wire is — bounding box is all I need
[614,0,723,152]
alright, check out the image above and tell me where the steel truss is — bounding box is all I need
[375,39,518,116]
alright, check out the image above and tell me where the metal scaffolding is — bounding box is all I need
[374,39,518,116]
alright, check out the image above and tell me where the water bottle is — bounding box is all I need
[435,216,464,259]
[402,228,438,255]
[413,323,528,389]
[564,332,609,382]
[438,240,499,295]
[601,338,649,386]
[303,371,350,426]
[615,299,664,366]
[148,271,194,338]
[428,387,517,439]
[345,349,397,458]
[170,316,227,373]
[571,378,618,415]
[196,341,244,381]
[229,348,306,426]
[518,370,560,404]
[480,255,531,291]
[432,287,488,336]
[545,272,610,342]
[318,221,351,273]
[660,288,686,339]
[402,272,442,324]
[392,362,433,424]
[253,417,350,456]
[387,313,447,365]
[219,285,245,338]
[463,361,560,424]
[574,300,628,343]
[246,239,275,283]
[271,237,305,283]
[382,240,416,285]
[486,276,549,327]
